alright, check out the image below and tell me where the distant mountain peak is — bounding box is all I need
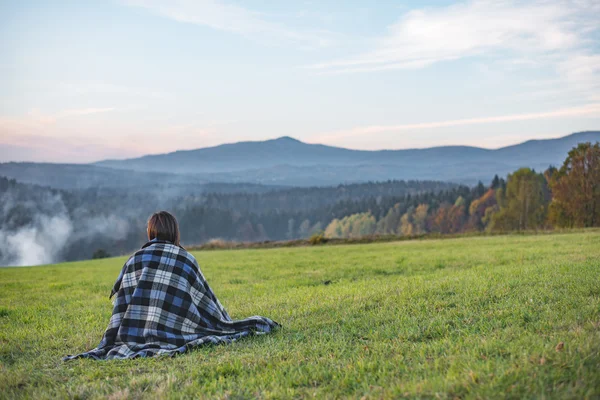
[272,136,302,143]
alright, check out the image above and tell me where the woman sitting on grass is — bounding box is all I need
[65,211,279,360]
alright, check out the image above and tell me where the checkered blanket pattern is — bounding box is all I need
[64,240,279,360]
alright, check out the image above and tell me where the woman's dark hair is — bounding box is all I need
[147,211,180,246]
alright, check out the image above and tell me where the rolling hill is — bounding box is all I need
[94,130,600,184]
[1,131,598,187]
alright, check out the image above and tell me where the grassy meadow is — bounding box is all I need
[1,231,599,399]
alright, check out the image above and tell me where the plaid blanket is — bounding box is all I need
[64,239,279,360]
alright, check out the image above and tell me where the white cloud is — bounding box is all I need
[311,103,600,143]
[309,0,600,75]
[122,0,338,48]
[557,53,600,91]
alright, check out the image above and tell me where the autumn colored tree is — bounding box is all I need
[413,204,429,234]
[549,142,600,227]
[544,166,557,183]
[324,212,376,238]
[430,203,453,234]
[376,203,402,234]
[324,218,342,238]
[449,197,467,232]
[429,198,465,234]
[399,206,415,236]
[467,188,498,230]
[490,168,548,231]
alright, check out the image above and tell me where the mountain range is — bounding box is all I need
[1,131,598,188]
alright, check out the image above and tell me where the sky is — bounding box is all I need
[1,0,599,163]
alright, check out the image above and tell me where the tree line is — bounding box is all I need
[324,142,600,238]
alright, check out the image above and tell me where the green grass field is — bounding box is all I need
[1,231,599,399]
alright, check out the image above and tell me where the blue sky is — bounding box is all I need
[1,0,599,162]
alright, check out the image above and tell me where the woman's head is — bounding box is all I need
[147,211,180,246]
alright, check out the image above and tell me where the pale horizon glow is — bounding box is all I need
[1,0,599,163]
[311,103,600,147]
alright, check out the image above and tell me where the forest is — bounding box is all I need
[0,142,598,266]
[325,142,599,238]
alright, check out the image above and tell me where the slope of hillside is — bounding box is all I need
[93,131,599,184]
[97,136,367,173]
[2,131,598,186]
[1,231,599,398]
[495,131,600,165]
[96,131,599,173]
